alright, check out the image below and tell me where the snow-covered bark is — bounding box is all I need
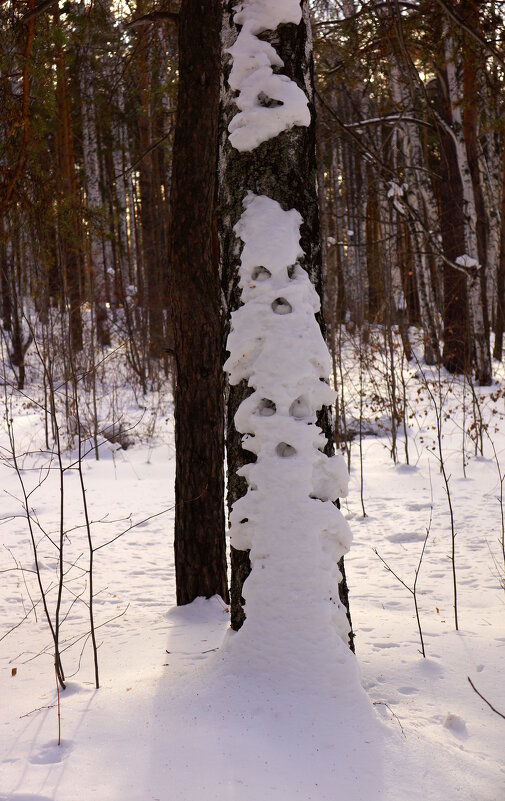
[225,192,351,647]
[445,35,491,385]
[226,2,310,152]
[221,0,352,662]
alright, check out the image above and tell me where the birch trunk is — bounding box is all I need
[109,61,135,305]
[445,33,491,385]
[390,65,440,364]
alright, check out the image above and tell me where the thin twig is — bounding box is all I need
[468,677,505,720]
[373,701,406,736]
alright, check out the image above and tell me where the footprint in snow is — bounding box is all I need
[443,713,468,738]
[373,642,400,649]
[0,796,56,801]
[386,532,428,544]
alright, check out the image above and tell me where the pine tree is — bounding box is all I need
[168,0,228,605]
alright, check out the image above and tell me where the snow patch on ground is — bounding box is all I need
[1,330,504,800]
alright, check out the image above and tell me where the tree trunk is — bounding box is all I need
[78,31,110,347]
[169,0,228,606]
[493,144,505,361]
[220,0,353,648]
[436,71,470,374]
[444,31,491,385]
[136,8,165,360]
[54,16,83,354]
[390,65,440,364]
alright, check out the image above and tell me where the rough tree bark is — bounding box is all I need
[435,70,470,374]
[54,11,83,354]
[168,0,228,606]
[493,145,505,361]
[78,10,110,346]
[136,2,166,360]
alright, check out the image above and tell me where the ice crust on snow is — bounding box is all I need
[227,0,310,151]
[224,193,352,673]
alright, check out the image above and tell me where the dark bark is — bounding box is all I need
[435,72,470,374]
[54,19,83,354]
[136,16,165,359]
[169,0,228,606]
[0,218,12,331]
[219,3,353,645]
[462,2,491,377]
[493,148,505,361]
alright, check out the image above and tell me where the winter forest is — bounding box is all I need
[1,0,504,799]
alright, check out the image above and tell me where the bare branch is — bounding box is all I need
[124,10,178,29]
[468,677,505,720]
[432,0,505,72]
[22,0,58,23]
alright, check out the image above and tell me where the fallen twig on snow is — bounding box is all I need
[468,676,505,720]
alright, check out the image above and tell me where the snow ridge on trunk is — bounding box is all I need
[223,0,352,681]
[224,193,352,672]
[226,0,310,151]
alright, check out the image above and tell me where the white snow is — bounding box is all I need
[456,254,481,270]
[387,180,408,216]
[227,0,310,151]
[224,193,352,667]
[0,328,504,801]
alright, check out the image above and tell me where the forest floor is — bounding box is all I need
[0,327,504,801]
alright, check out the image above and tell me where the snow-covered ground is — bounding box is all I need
[1,332,504,801]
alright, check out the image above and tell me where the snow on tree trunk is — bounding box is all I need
[221,0,352,670]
